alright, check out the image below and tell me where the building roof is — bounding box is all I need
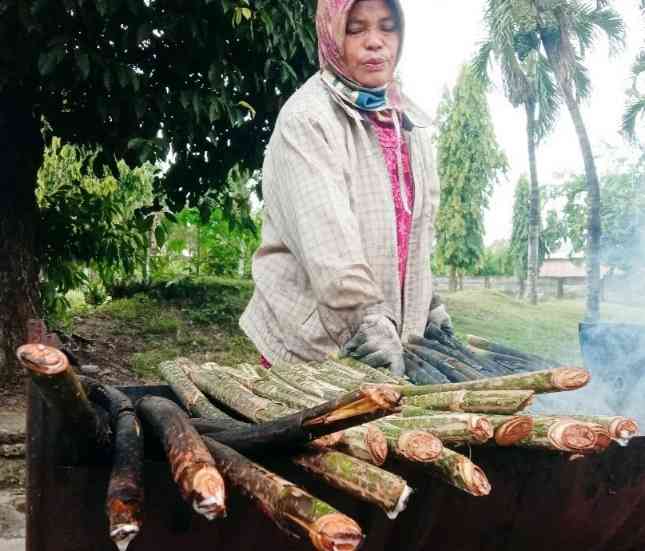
[540,257,609,279]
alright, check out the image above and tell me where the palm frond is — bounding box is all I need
[572,57,592,101]
[622,96,645,140]
[590,6,626,55]
[472,40,494,86]
[533,54,562,140]
[632,50,645,79]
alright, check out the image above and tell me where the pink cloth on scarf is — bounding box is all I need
[369,114,415,289]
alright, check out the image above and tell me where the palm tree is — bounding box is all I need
[623,50,645,140]
[528,0,625,321]
[474,0,561,306]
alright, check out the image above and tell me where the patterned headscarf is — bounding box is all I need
[315,0,411,213]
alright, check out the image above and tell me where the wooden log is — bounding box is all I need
[376,423,444,464]
[516,416,606,454]
[293,449,413,519]
[160,358,233,420]
[186,364,291,422]
[385,413,494,445]
[137,397,226,520]
[406,344,483,382]
[405,344,469,382]
[16,344,110,461]
[390,366,591,396]
[404,390,535,415]
[485,415,535,446]
[80,378,144,551]
[431,447,492,497]
[337,425,388,466]
[467,335,558,369]
[202,438,364,551]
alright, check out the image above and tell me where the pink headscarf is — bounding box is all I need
[315,0,405,89]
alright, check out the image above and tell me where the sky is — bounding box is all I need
[399,1,645,245]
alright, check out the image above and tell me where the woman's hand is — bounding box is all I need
[427,294,454,337]
[340,314,405,377]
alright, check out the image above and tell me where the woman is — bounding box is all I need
[240,0,452,376]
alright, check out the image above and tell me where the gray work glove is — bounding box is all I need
[340,314,405,377]
[427,294,454,337]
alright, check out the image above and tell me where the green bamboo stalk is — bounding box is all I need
[293,449,413,519]
[516,416,607,453]
[392,367,590,396]
[404,390,535,415]
[377,422,444,464]
[431,447,492,496]
[485,415,535,446]
[385,413,493,445]
[561,415,639,442]
[271,363,345,401]
[250,376,322,410]
[337,425,388,466]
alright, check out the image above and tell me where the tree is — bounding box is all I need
[526,0,625,320]
[435,66,508,291]
[475,0,561,305]
[623,52,645,140]
[0,1,317,381]
[510,175,562,298]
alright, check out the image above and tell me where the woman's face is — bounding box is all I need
[342,0,400,88]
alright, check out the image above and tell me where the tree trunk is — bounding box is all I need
[518,277,526,299]
[449,266,458,292]
[525,99,541,306]
[537,22,602,322]
[0,91,42,384]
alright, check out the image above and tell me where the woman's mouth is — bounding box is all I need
[363,59,387,72]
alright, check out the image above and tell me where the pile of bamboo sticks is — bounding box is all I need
[16,333,640,551]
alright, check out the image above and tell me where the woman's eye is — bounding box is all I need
[346,25,364,35]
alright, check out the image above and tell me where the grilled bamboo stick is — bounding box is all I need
[467,335,557,369]
[403,350,450,385]
[16,344,110,460]
[485,415,535,446]
[203,438,364,551]
[405,344,472,382]
[293,449,413,519]
[137,397,226,520]
[390,366,591,396]
[404,390,535,415]
[80,378,144,551]
[187,363,291,422]
[466,346,537,372]
[385,413,494,445]
[160,358,233,420]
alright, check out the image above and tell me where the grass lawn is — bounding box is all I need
[69,282,645,380]
[445,290,645,364]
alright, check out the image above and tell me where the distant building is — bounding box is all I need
[539,255,609,298]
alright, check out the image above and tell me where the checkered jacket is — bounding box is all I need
[240,73,440,364]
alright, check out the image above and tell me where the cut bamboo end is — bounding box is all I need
[108,497,143,551]
[551,367,591,391]
[610,418,640,441]
[396,430,443,463]
[469,416,494,443]
[308,513,364,551]
[319,386,401,425]
[188,466,227,520]
[365,425,388,466]
[548,420,597,452]
[494,416,534,446]
[16,343,68,375]
[459,460,492,497]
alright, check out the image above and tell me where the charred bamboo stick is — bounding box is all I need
[515,416,605,454]
[293,449,413,519]
[192,385,401,454]
[271,363,345,401]
[391,366,591,396]
[16,344,110,459]
[186,364,291,422]
[465,346,536,372]
[137,397,226,520]
[485,415,535,446]
[467,335,557,369]
[160,358,233,420]
[406,344,468,382]
[385,413,494,445]
[80,378,144,550]
[376,423,444,464]
[415,329,506,375]
[431,447,492,496]
[403,351,449,385]
[202,438,364,551]
[404,390,535,415]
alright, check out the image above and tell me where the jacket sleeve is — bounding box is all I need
[262,109,392,346]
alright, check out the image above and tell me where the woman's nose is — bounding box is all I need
[364,30,385,50]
